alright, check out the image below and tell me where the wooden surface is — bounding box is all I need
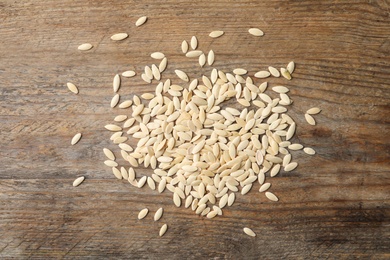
[1,0,389,259]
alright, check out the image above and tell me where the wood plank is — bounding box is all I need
[0,0,389,258]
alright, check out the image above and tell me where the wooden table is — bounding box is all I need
[1,0,389,259]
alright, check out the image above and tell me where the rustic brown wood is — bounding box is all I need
[1,0,389,258]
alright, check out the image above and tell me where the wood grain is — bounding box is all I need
[1,0,389,258]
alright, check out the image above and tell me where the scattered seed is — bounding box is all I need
[159,58,168,72]
[151,52,165,59]
[67,82,78,94]
[113,74,120,92]
[306,107,321,115]
[110,94,120,108]
[190,36,198,49]
[209,31,224,38]
[103,148,115,160]
[175,70,189,82]
[181,40,189,53]
[208,50,215,66]
[280,68,292,80]
[248,28,264,37]
[268,66,280,77]
[287,61,295,74]
[186,50,203,58]
[159,224,168,236]
[265,191,279,202]
[233,68,247,75]
[259,183,271,192]
[122,70,136,77]
[111,33,128,41]
[154,208,164,221]
[78,43,93,51]
[138,208,149,219]
[199,54,206,67]
[104,160,118,167]
[73,176,85,187]
[71,133,82,145]
[305,113,316,125]
[254,71,271,78]
[284,162,298,172]
[243,227,256,237]
[135,16,148,27]
[303,147,316,155]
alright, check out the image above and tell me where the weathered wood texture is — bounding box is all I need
[1,0,389,259]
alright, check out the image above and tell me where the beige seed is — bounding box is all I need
[151,64,161,80]
[270,164,281,177]
[122,70,136,77]
[287,61,295,74]
[151,52,165,59]
[159,58,168,72]
[190,36,198,49]
[272,86,289,93]
[132,104,144,117]
[104,124,122,131]
[243,227,256,237]
[72,176,85,187]
[137,176,147,188]
[141,73,151,83]
[208,50,215,65]
[154,208,163,221]
[118,100,133,109]
[66,82,78,94]
[303,147,316,155]
[110,33,128,41]
[158,178,166,193]
[173,192,181,207]
[254,71,270,78]
[104,160,118,167]
[112,167,122,179]
[305,113,316,125]
[113,74,120,92]
[227,193,235,206]
[306,107,321,115]
[119,143,133,152]
[284,162,298,172]
[103,148,115,160]
[120,167,128,179]
[138,208,149,219]
[141,93,154,100]
[135,16,148,27]
[110,94,120,108]
[259,183,271,192]
[286,122,296,141]
[207,210,218,219]
[71,133,82,145]
[288,143,303,150]
[128,167,135,181]
[209,31,224,38]
[280,68,292,80]
[175,70,189,82]
[186,50,203,58]
[233,68,247,75]
[248,28,264,37]
[114,115,127,122]
[159,224,168,237]
[265,192,279,202]
[147,177,156,190]
[145,66,153,79]
[199,54,206,67]
[78,43,93,51]
[268,66,280,77]
[181,40,189,53]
